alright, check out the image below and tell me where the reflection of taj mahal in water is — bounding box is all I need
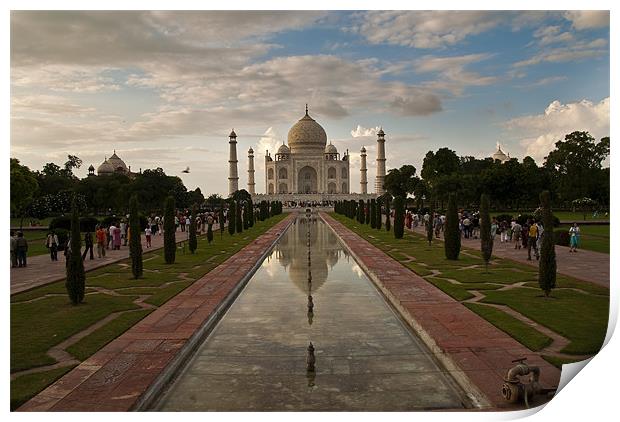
[271,216,348,292]
[227,105,386,201]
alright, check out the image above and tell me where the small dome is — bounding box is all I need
[360,146,366,153]
[107,151,128,172]
[248,147,254,154]
[277,143,290,154]
[287,107,327,154]
[88,164,95,171]
[377,128,385,136]
[229,129,237,138]
[97,159,114,175]
[492,143,508,162]
[324,143,338,154]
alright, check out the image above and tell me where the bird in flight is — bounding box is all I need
[182,167,190,173]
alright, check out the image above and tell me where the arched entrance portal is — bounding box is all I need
[298,166,318,194]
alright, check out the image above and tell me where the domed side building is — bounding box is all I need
[91,151,136,177]
[264,106,350,195]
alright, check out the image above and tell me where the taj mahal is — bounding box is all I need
[227,105,386,202]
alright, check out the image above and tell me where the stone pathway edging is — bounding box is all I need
[321,213,561,410]
[18,215,294,412]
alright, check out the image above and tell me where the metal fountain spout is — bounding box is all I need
[501,358,556,407]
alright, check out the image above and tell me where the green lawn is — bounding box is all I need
[11,365,77,411]
[558,224,609,254]
[490,211,609,222]
[331,213,609,359]
[10,214,287,408]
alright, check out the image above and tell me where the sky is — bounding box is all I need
[10,10,610,196]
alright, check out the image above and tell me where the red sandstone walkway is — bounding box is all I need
[10,225,221,295]
[19,214,294,412]
[322,213,560,409]
[407,223,609,287]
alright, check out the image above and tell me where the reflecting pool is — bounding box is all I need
[156,215,468,411]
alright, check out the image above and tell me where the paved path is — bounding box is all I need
[322,213,560,409]
[407,223,609,287]
[18,214,294,412]
[10,226,221,295]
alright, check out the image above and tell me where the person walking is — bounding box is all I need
[490,218,498,241]
[96,226,106,258]
[145,226,152,248]
[512,221,522,249]
[10,231,17,268]
[569,222,581,252]
[120,219,128,246]
[107,223,115,249]
[82,231,94,261]
[527,219,539,261]
[15,232,28,267]
[46,230,59,261]
[113,225,122,250]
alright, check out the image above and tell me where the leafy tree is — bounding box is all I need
[206,193,224,209]
[164,196,176,264]
[10,159,39,226]
[480,193,493,272]
[64,155,82,175]
[189,204,198,254]
[65,197,85,305]
[376,197,382,230]
[444,193,461,260]
[187,187,205,209]
[228,201,236,235]
[393,196,405,239]
[384,165,419,198]
[243,201,250,230]
[129,194,143,279]
[538,190,556,297]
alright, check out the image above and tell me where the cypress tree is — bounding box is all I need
[228,201,236,235]
[376,197,382,230]
[236,200,243,232]
[164,196,176,264]
[189,204,198,254]
[248,199,254,227]
[385,195,391,232]
[366,199,371,224]
[480,193,493,272]
[370,199,377,228]
[243,201,249,230]
[538,190,556,297]
[357,200,364,223]
[393,196,405,239]
[444,193,461,260]
[207,217,214,244]
[129,194,143,279]
[219,202,225,239]
[65,197,85,305]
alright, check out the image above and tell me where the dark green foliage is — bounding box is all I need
[129,195,143,279]
[376,197,382,230]
[248,199,254,227]
[236,200,243,233]
[366,199,371,224]
[384,195,391,232]
[228,201,236,235]
[65,198,85,305]
[163,196,176,264]
[370,199,377,228]
[444,193,461,260]
[480,193,493,271]
[539,190,557,297]
[188,204,197,254]
[219,202,225,238]
[207,220,214,243]
[393,196,405,239]
[242,201,249,230]
[357,200,364,223]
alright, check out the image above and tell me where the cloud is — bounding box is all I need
[564,11,610,30]
[525,75,568,88]
[414,53,497,95]
[351,125,381,138]
[533,25,574,46]
[504,97,609,162]
[513,38,608,67]
[349,11,504,49]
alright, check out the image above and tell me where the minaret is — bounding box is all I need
[228,129,239,196]
[375,128,386,194]
[360,146,368,194]
[247,147,255,195]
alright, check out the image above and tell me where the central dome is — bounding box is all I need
[287,107,327,154]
